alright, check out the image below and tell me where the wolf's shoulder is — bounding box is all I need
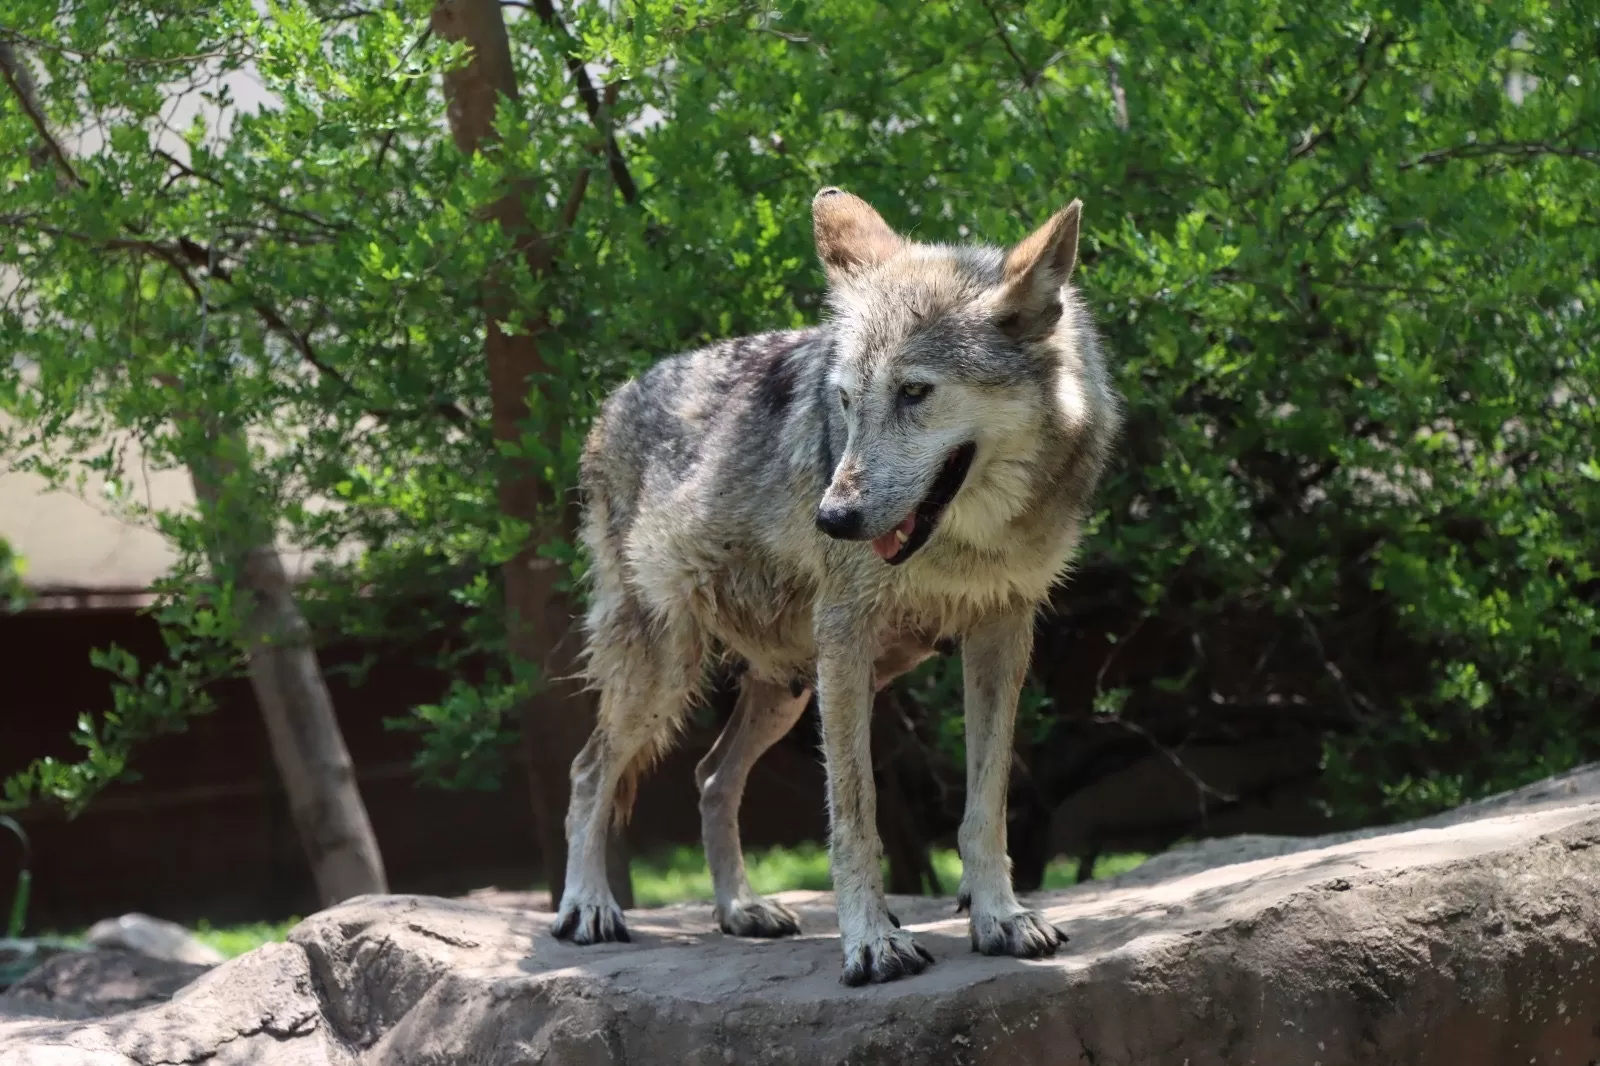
[617,326,829,415]
[653,326,826,380]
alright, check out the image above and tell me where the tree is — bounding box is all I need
[3,0,1596,907]
[427,0,634,904]
[0,11,386,904]
[0,0,673,901]
[598,0,1600,822]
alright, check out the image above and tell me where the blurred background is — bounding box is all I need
[1,0,1595,953]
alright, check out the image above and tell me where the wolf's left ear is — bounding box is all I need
[995,199,1082,340]
[813,187,903,281]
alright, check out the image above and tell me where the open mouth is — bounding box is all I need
[870,442,977,566]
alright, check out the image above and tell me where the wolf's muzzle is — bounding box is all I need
[815,502,865,540]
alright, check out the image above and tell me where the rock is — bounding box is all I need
[0,942,80,994]
[2,951,209,1019]
[2,767,1599,1064]
[82,914,224,967]
[1116,760,1600,887]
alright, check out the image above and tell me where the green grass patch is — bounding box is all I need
[631,842,836,907]
[1040,851,1150,889]
[38,917,300,962]
[191,917,300,958]
[628,844,1147,905]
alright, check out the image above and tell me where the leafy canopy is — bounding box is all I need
[2,0,1596,819]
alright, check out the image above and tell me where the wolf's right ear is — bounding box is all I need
[812,187,903,281]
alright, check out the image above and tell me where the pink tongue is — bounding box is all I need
[871,515,917,560]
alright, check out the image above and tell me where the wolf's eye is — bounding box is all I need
[899,382,932,405]
[838,388,850,411]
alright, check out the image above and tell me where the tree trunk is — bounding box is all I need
[431,0,630,907]
[189,444,388,908]
[2,38,386,910]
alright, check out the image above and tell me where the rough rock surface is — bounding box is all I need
[0,942,79,995]
[3,951,210,1021]
[3,768,1600,1065]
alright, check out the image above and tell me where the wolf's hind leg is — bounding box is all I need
[695,675,810,938]
[552,616,699,946]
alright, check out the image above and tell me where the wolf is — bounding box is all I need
[551,187,1121,986]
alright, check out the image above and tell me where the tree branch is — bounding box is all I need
[0,41,84,187]
[155,149,348,235]
[977,0,1056,147]
[981,0,1038,88]
[1288,30,1392,162]
[1091,713,1239,812]
[3,28,474,438]
[370,27,434,177]
[0,27,240,68]
[1106,57,1129,132]
[521,0,638,203]
[1398,140,1600,170]
[558,167,591,231]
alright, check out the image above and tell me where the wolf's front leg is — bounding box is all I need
[815,607,934,985]
[956,609,1067,958]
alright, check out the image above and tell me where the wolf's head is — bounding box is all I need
[810,187,1099,565]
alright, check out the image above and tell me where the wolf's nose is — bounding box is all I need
[815,502,864,540]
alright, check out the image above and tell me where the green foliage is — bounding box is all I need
[0,540,24,613]
[2,0,1596,825]
[608,0,1600,818]
[1,608,230,814]
[388,675,525,792]
[901,655,1056,763]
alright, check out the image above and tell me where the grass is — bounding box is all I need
[191,918,302,959]
[1041,850,1151,888]
[37,917,302,961]
[54,846,1149,960]
[631,842,838,907]
[631,843,1148,906]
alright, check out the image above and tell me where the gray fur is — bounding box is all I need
[552,188,1121,987]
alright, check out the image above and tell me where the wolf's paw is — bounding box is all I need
[841,928,935,987]
[718,896,801,939]
[968,908,1067,959]
[551,897,630,945]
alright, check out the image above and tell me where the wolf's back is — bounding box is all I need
[578,327,826,550]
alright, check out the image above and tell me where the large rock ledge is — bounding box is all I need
[4,767,1600,1065]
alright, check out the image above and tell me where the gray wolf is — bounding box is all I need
[552,187,1121,985]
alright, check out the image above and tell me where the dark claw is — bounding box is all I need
[887,910,900,928]
[969,910,1067,959]
[719,898,802,939]
[840,930,935,986]
[551,900,631,945]
[955,892,971,914]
